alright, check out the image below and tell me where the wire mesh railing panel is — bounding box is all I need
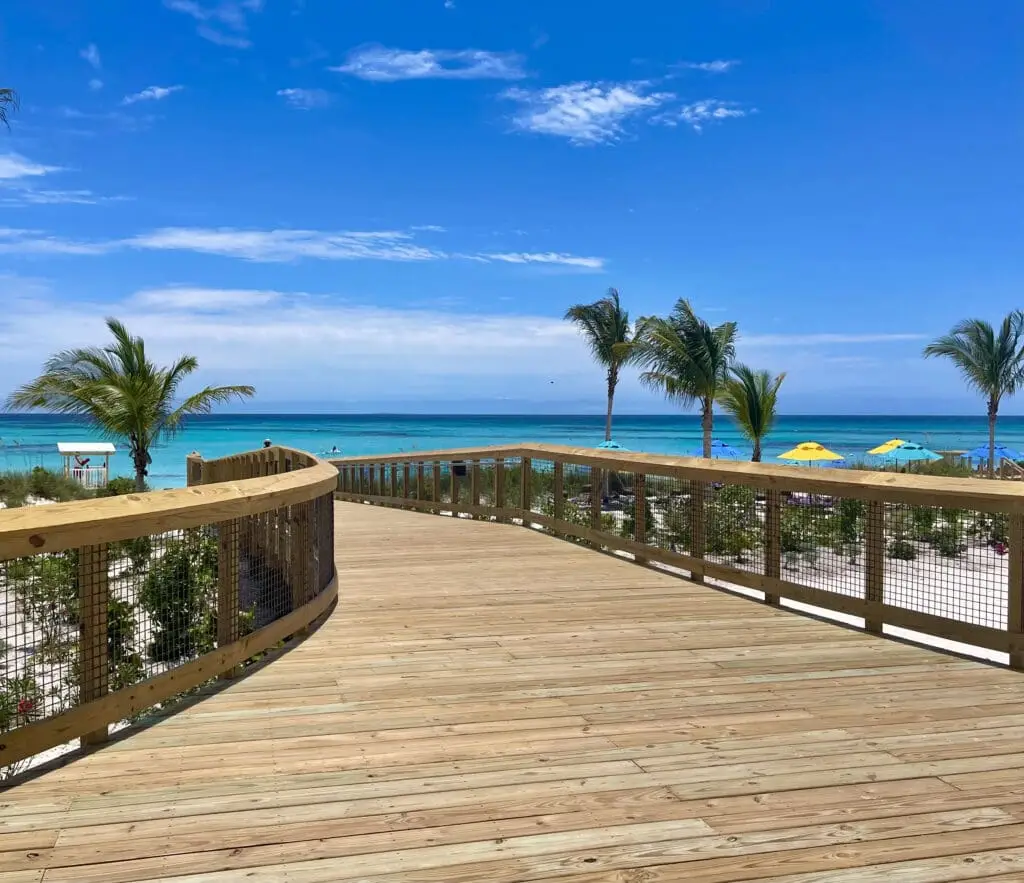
[530,459,555,516]
[883,502,1008,629]
[647,472,696,557]
[705,480,766,577]
[560,461,594,532]
[777,492,867,602]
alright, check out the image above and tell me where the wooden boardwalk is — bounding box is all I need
[5,503,1024,881]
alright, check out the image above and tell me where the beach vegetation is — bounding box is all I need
[139,530,218,662]
[564,288,635,442]
[0,467,92,508]
[621,491,654,542]
[7,319,256,492]
[706,485,760,563]
[924,311,1024,478]
[97,476,146,496]
[887,538,917,560]
[631,300,737,458]
[717,365,786,462]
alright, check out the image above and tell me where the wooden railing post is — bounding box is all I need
[764,488,782,605]
[690,480,706,584]
[865,500,885,633]
[1008,514,1024,668]
[591,467,603,531]
[79,543,109,747]
[451,462,460,508]
[553,461,564,536]
[470,460,481,508]
[417,463,425,501]
[390,464,398,500]
[403,464,411,505]
[186,452,203,487]
[520,457,532,521]
[432,462,442,506]
[634,472,648,565]
[218,519,241,677]
[495,458,506,520]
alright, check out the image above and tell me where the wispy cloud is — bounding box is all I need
[332,45,526,81]
[163,0,262,48]
[88,78,104,92]
[79,44,102,70]
[675,60,738,74]
[0,229,111,254]
[0,226,603,267]
[125,227,444,262]
[276,88,332,110]
[483,252,605,270]
[122,85,185,106]
[0,154,61,180]
[503,81,674,145]
[653,99,751,132]
[132,286,282,311]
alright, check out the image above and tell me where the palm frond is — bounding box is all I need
[564,288,633,372]
[0,88,18,128]
[923,311,1024,406]
[718,364,786,444]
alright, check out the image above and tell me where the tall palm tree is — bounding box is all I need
[564,288,634,441]
[717,364,786,462]
[7,319,256,491]
[0,89,18,128]
[924,312,1024,478]
[632,299,737,457]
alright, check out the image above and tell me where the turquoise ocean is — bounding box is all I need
[0,414,1021,489]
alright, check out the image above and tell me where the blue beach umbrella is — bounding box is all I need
[963,443,1024,463]
[689,439,745,460]
[596,439,630,452]
[872,442,942,467]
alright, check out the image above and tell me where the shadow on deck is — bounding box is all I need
[4,501,1024,881]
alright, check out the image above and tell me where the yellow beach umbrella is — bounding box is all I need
[867,438,907,455]
[778,441,844,465]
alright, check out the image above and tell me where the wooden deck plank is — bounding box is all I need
[2,502,1024,880]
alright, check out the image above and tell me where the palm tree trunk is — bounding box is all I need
[752,439,762,462]
[133,444,148,492]
[988,399,998,479]
[604,370,616,442]
[701,399,713,458]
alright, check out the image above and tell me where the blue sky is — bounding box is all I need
[1,0,1022,414]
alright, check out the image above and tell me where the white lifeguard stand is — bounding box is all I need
[58,442,115,489]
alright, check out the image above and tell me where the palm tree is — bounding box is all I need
[924,312,1024,478]
[632,299,737,457]
[0,89,18,128]
[717,364,786,462]
[7,318,256,491]
[564,288,634,441]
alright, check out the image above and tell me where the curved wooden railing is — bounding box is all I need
[0,446,338,773]
[333,444,1024,668]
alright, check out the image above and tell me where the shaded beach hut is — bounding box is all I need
[58,442,114,489]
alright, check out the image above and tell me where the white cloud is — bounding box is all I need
[132,286,281,311]
[484,252,605,270]
[79,44,102,70]
[411,224,446,233]
[0,226,604,266]
[0,154,61,180]
[0,229,111,255]
[122,85,185,105]
[125,227,445,262]
[676,60,738,73]
[1,189,108,207]
[276,88,332,110]
[332,45,526,81]
[503,81,674,144]
[654,99,751,132]
[88,78,104,91]
[164,0,262,48]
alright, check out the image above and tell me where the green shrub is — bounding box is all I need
[108,598,146,691]
[97,476,145,497]
[706,485,760,563]
[909,506,937,542]
[28,467,92,502]
[139,531,218,662]
[887,538,917,560]
[621,493,654,541]
[931,526,964,558]
[0,675,42,733]
[9,551,79,634]
[110,535,153,576]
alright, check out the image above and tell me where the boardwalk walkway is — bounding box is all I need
[4,502,1024,881]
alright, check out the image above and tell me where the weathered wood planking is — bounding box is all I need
[3,502,1024,881]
